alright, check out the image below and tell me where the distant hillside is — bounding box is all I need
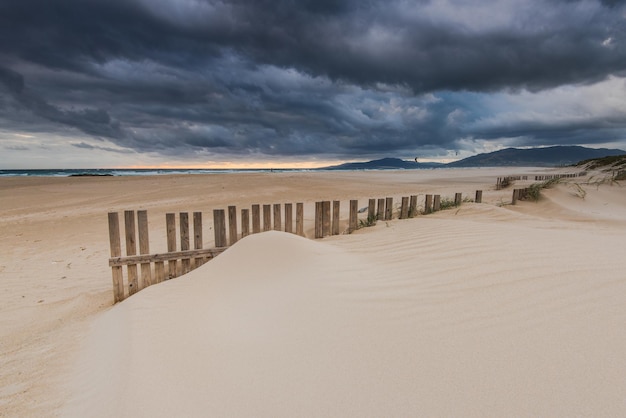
[322,157,444,170]
[447,146,626,167]
[319,146,626,170]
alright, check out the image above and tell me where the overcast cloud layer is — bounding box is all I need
[1,0,626,167]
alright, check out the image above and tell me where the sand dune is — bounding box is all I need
[64,181,626,417]
[2,168,625,416]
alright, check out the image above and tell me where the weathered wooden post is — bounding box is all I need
[296,203,304,236]
[322,201,331,237]
[180,212,191,274]
[475,190,483,203]
[377,198,385,220]
[315,201,323,238]
[228,206,238,246]
[108,212,124,302]
[349,199,358,233]
[251,204,260,234]
[409,195,417,217]
[124,210,139,295]
[385,197,393,220]
[137,210,152,288]
[263,204,271,231]
[433,195,441,212]
[241,208,250,238]
[511,189,518,205]
[284,203,293,233]
[213,209,227,247]
[368,199,376,221]
[273,204,282,231]
[193,212,204,268]
[332,201,340,235]
[454,193,462,207]
[425,194,432,214]
[400,197,409,219]
[166,213,177,278]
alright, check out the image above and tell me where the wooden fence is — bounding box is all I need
[108,181,566,302]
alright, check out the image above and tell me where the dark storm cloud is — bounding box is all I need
[1,0,626,163]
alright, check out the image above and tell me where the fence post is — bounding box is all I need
[400,197,409,219]
[166,213,177,279]
[425,194,432,214]
[511,189,518,205]
[409,195,417,217]
[368,199,376,221]
[124,210,139,295]
[385,197,393,220]
[108,212,124,302]
[377,198,385,220]
[296,203,304,236]
[227,206,238,245]
[193,212,204,268]
[349,199,358,233]
[475,190,482,203]
[284,204,293,233]
[241,209,250,238]
[454,193,462,207]
[332,201,340,235]
[273,204,282,231]
[251,204,260,234]
[315,201,323,238]
[322,201,331,236]
[263,204,271,231]
[213,209,227,247]
[433,195,441,212]
[137,210,152,289]
[180,212,191,274]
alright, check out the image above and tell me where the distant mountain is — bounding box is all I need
[322,157,444,170]
[319,146,626,170]
[447,146,626,167]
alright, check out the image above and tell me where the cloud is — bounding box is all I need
[1,0,625,166]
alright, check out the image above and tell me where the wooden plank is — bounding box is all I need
[368,199,376,221]
[154,262,165,284]
[385,197,393,220]
[124,210,139,296]
[263,204,271,231]
[273,203,282,231]
[332,201,340,235]
[166,213,178,279]
[193,211,204,268]
[433,195,441,212]
[213,209,227,247]
[377,198,385,220]
[315,201,323,238]
[228,206,238,245]
[400,197,409,219]
[251,204,261,234]
[137,210,152,289]
[425,194,432,214]
[110,247,227,267]
[284,204,293,233]
[409,195,417,218]
[454,192,462,206]
[475,190,483,203]
[180,212,191,274]
[322,201,331,236]
[296,203,304,236]
[349,199,358,233]
[108,212,124,302]
[241,209,250,238]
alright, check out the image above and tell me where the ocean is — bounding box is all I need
[0,168,314,177]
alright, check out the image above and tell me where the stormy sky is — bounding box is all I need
[1,0,626,168]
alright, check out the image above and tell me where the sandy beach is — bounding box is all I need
[1,167,626,417]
